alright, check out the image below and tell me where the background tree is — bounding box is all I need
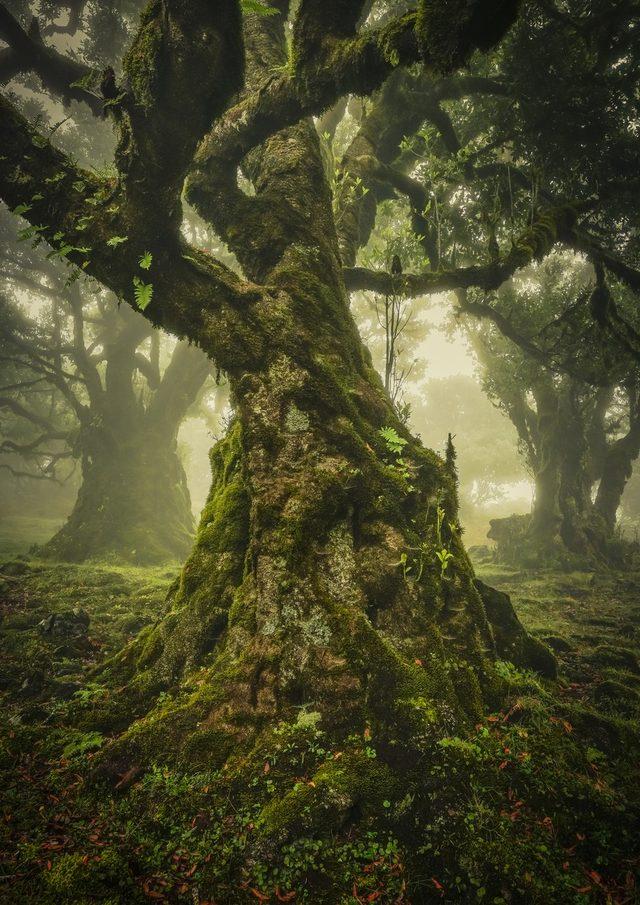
[466,254,640,564]
[0,206,212,562]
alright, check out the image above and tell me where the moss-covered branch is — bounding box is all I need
[0,93,260,367]
[344,205,580,296]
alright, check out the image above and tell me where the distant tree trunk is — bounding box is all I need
[44,340,209,563]
[593,380,640,533]
[527,378,562,548]
[44,416,194,563]
[555,385,602,557]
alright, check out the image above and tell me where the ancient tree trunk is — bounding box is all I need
[0,4,555,893]
[99,257,554,777]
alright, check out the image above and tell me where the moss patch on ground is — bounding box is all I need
[1,558,639,903]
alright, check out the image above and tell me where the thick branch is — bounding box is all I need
[147,341,211,431]
[0,94,257,365]
[344,205,579,295]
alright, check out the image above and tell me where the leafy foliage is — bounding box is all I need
[241,0,279,15]
[138,251,153,270]
[133,276,153,310]
[378,426,408,455]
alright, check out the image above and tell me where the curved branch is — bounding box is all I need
[0,94,257,363]
[147,341,211,431]
[344,205,580,296]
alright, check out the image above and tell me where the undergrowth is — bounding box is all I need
[0,559,639,903]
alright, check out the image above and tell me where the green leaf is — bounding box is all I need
[62,730,104,758]
[69,71,99,91]
[241,0,278,14]
[12,203,32,216]
[133,276,153,311]
[107,235,128,247]
[103,93,126,108]
[17,224,45,242]
[139,251,153,270]
[379,426,408,454]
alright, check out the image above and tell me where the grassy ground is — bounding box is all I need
[0,515,65,559]
[475,563,640,722]
[0,555,638,903]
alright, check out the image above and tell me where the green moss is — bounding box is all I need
[258,749,397,841]
[123,2,164,112]
[45,850,133,901]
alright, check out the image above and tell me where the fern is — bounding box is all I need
[139,251,153,270]
[62,730,104,758]
[107,235,128,247]
[133,276,153,310]
[379,426,408,455]
[12,203,32,216]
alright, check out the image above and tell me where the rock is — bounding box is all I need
[0,559,31,577]
[17,669,45,698]
[52,681,82,700]
[37,608,90,640]
[540,634,573,653]
[593,679,639,717]
[585,645,640,675]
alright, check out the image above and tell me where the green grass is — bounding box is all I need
[0,515,64,558]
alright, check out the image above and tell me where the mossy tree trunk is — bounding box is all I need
[84,3,552,773]
[1,0,557,874]
[527,377,563,549]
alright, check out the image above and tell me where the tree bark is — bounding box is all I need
[528,377,563,547]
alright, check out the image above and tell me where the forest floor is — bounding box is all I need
[0,552,639,903]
